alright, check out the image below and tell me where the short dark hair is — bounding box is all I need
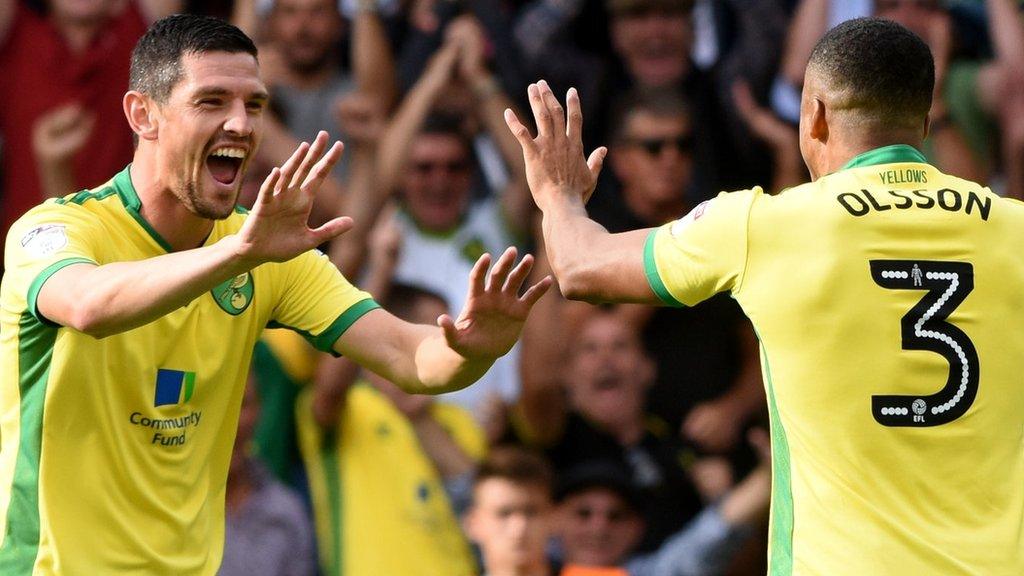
[609,87,690,144]
[474,446,553,495]
[418,110,473,152]
[129,14,258,102]
[807,17,934,129]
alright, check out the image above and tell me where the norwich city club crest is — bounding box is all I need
[211,272,254,315]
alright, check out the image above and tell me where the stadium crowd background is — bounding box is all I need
[1,0,1022,574]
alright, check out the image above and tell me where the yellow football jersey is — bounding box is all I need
[0,166,377,575]
[296,382,485,576]
[646,145,1024,575]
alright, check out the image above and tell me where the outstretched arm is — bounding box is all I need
[505,81,659,304]
[37,132,350,338]
[334,248,552,393]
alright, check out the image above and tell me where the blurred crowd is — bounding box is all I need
[1,0,1022,575]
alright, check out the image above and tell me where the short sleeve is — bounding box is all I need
[644,189,758,307]
[269,249,379,355]
[3,202,104,322]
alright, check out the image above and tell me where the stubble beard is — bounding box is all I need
[177,180,237,220]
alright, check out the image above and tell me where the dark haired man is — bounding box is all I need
[508,17,1024,574]
[464,447,559,576]
[0,14,549,574]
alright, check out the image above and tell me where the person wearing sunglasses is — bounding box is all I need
[584,88,765,459]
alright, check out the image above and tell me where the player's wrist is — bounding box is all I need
[219,234,263,274]
[537,187,587,217]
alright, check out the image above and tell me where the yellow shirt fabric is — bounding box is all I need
[296,382,485,576]
[0,166,377,575]
[646,145,1024,575]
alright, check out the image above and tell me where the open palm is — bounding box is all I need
[439,247,552,359]
[237,131,352,264]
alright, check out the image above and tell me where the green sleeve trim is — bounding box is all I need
[26,257,97,325]
[315,299,380,354]
[643,229,685,307]
[268,299,381,357]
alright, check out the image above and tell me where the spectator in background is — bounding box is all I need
[221,371,316,576]
[0,0,180,265]
[370,16,534,422]
[585,88,765,450]
[463,441,768,576]
[298,216,486,576]
[604,0,785,193]
[261,0,350,140]
[464,446,560,576]
[513,0,787,190]
[607,0,693,89]
[259,0,355,173]
[554,430,770,576]
[517,307,709,553]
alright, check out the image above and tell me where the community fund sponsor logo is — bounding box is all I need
[129,369,202,448]
[211,272,253,315]
[20,224,67,256]
[154,368,195,406]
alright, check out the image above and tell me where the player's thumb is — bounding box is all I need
[437,314,459,346]
[311,216,354,244]
[587,147,607,178]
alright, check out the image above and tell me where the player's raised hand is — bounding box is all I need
[504,80,607,210]
[438,247,553,360]
[237,130,352,264]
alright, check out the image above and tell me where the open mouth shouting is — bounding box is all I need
[206,145,247,189]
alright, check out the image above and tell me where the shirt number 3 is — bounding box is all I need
[869,260,979,427]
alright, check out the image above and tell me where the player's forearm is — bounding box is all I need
[42,235,253,338]
[541,199,653,304]
[410,331,496,394]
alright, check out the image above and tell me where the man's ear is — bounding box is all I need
[809,97,829,144]
[124,91,159,142]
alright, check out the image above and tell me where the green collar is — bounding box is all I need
[840,144,928,171]
[113,165,174,253]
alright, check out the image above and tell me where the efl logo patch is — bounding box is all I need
[211,272,253,315]
[669,200,711,237]
[154,369,196,407]
[20,224,67,257]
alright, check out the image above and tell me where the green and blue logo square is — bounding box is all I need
[155,369,196,407]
